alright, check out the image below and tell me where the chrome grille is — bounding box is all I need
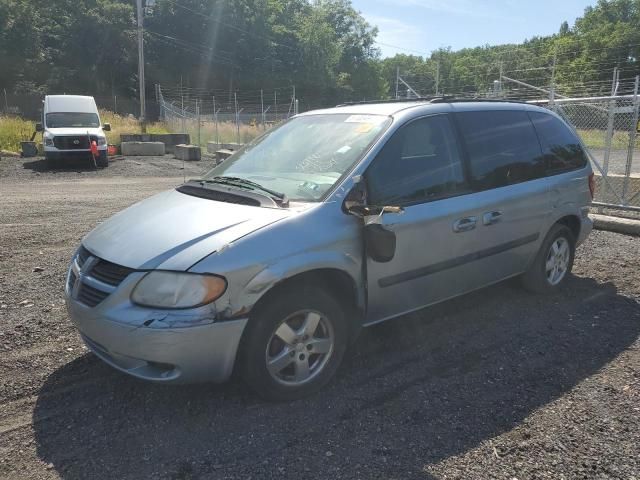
[68,246,135,307]
[77,283,110,307]
[91,260,135,286]
[53,135,98,150]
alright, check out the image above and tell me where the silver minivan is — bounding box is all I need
[65,100,594,400]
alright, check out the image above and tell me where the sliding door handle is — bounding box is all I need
[452,216,477,233]
[482,211,503,226]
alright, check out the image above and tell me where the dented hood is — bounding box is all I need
[82,189,292,270]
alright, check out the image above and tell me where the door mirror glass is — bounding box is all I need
[102,123,111,131]
[35,123,43,132]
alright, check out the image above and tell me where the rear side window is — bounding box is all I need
[366,115,467,206]
[529,111,588,174]
[456,110,545,190]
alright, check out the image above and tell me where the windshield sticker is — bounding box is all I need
[355,123,374,133]
[344,114,386,125]
[336,145,351,154]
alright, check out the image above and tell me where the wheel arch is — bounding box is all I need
[247,268,364,342]
[554,214,581,241]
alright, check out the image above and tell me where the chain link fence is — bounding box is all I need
[158,85,297,148]
[532,92,640,213]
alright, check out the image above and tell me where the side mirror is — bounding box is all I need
[35,123,43,132]
[102,123,111,132]
[365,223,397,263]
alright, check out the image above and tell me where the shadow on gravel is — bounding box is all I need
[22,158,100,173]
[33,276,640,479]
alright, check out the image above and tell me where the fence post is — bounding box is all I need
[196,98,201,147]
[261,89,265,130]
[234,92,240,144]
[622,75,639,204]
[600,68,619,211]
[213,96,218,146]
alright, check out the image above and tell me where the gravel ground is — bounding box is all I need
[0,156,639,480]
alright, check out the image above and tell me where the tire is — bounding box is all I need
[522,224,575,294]
[96,151,108,168]
[240,285,348,401]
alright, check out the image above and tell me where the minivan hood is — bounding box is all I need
[82,189,293,270]
[46,127,105,136]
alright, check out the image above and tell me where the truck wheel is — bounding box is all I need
[522,224,575,294]
[240,285,348,401]
[96,151,108,168]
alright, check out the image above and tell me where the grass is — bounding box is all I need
[98,110,169,146]
[0,110,170,153]
[164,117,264,147]
[577,128,640,150]
[0,115,35,153]
[5,110,633,154]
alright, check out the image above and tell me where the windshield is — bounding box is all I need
[202,113,391,202]
[46,112,100,128]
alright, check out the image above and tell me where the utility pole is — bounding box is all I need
[136,0,146,133]
[435,61,440,96]
[395,66,400,99]
[550,48,557,104]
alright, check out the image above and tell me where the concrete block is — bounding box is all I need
[216,149,234,162]
[150,134,190,153]
[120,141,165,156]
[175,144,201,161]
[207,142,243,154]
[120,133,190,153]
[591,213,640,236]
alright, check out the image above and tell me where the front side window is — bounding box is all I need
[203,113,391,202]
[456,110,545,190]
[366,115,467,206]
[46,112,100,128]
[529,111,588,174]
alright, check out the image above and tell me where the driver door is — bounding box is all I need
[363,114,480,324]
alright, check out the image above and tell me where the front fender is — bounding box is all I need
[240,250,363,311]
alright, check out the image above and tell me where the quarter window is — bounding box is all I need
[529,111,588,174]
[366,115,467,205]
[456,110,545,190]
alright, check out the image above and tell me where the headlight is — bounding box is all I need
[44,137,54,146]
[97,136,107,146]
[131,271,227,309]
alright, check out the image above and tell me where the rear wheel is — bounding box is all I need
[240,285,348,401]
[522,224,575,294]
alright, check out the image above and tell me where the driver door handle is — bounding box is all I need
[452,216,477,233]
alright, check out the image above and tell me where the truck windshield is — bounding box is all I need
[46,112,100,128]
[202,113,391,202]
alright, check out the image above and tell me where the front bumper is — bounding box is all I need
[66,291,247,384]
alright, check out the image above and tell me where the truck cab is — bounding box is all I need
[37,95,110,168]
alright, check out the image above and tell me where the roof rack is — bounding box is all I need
[336,96,529,107]
[336,96,451,107]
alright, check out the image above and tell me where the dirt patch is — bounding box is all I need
[0,154,217,180]
[0,162,639,479]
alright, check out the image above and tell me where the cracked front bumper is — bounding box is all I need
[66,297,248,384]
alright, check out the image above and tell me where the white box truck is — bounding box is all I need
[36,95,110,168]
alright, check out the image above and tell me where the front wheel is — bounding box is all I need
[96,151,108,168]
[240,285,348,401]
[522,224,575,294]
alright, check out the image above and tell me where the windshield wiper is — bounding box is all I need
[196,176,289,206]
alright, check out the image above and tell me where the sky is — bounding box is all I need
[351,0,598,58]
